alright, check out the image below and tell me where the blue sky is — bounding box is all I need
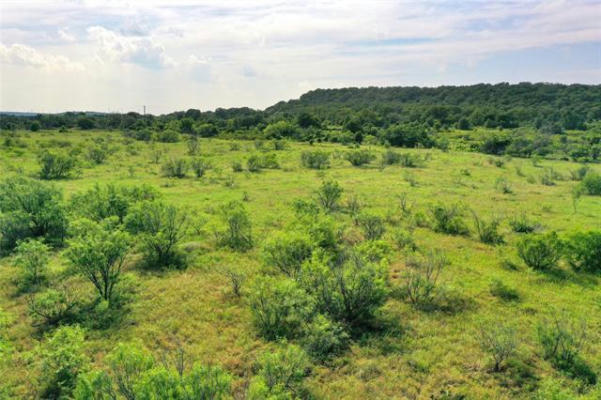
[0,0,600,113]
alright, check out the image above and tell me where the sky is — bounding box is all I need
[0,0,600,114]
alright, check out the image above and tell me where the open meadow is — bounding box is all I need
[0,128,600,399]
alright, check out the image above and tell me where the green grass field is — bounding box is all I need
[1,129,600,399]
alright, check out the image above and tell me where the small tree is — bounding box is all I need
[517,232,562,270]
[125,201,189,269]
[14,239,50,290]
[316,180,343,213]
[479,322,518,372]
[66,219,130,304]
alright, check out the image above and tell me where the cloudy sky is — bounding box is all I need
[1,0,600,114]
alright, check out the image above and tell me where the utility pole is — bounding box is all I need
[143,105,146,115]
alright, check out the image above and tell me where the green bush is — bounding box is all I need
[489,279,520,302]
[400,250,448,306]
[248,344,310,400]
[0,176,68,252]
[580,170,601,195]
[509,213,538,233]
[27,287,79,327]
[517,232,562,270]
[398,153,424,168]
[316,180,343,213]
[247,154,262,172]
[302,314,349,361]
[299,250,389,329]
[191,157,211,178]
[357,212,386,240]
[472,212,504,245]
[155,129,180,143]
[39,325,89,399]
[161,158,188,178]
[214,201,253,251]
[124,201,188,269]
[478,322,518,372]
[381,149,401,165]
[88,145,109,164]
[344,149,375,166]
[231,161,243,172]
[69,183,158,224]
[430,203,469,235]
[38,150,77,179]
[392,228,417,251]
[301,150,330,169]
[67,219,130,304]
[249,276,315,340]
[262,231,313,277]
[563,231,601,273]
[14,239,50,291]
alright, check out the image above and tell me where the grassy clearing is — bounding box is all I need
[1,129,600,399]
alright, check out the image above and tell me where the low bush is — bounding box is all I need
[563,231,601,273]
[472,212,504,245]
[14,239,50,291]
[155,129,180,143]
[38,325,89,399]
[38,150,77,179]
[580,170,601,195]
[248,344,310,400]
[88,145,109,164]
[302,314,349,361]
[509,213,538,233]
[316,180,343,213]
[478,322,518,372]
[301,150,330,169]
[517,232,562,270]
[262,231,313,277]
[398,153,424,168]
[191,157,211,178]
[249,276,315,340]
[392,228,417,251]
[430,203,469,235]
[161,158,188,178]
[357,211,386,240]
[400,250,448,307]
[381,149,401,165]
[231,161,243,172]
[344,149,375,166]
[214,201,253,251]
[124,201,188,269]
[489,279,520,302]
[27,287,79,327]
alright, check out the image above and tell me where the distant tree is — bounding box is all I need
[30,121,41,132]
[180,117,194,134]
[77,117,95,130]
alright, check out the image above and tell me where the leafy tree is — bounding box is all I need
[517,232,562,270]
[0,176,68,252]
[124,201,189,269]
[77,117,95,130]
[38,150,77,179]
[39,325,89,399]
[66,219,130,304]
[14,239,50,291]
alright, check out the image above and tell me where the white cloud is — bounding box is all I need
[0,43,83,71]
[87,26,176,69]
[58,28,76,42]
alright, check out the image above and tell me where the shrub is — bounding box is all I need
[398,153,424,168]
[357,212,385,240]
[223,267,246,298]
[381,149,401,165]
[517,232,562,270]
[161,158,188,178]
[124,201,188,269]
[191,157,211,178]
[66,219,130,304]
[186,136,200,155]
[262,231,313,277]
[344,149,375,166]
[39,325,89,399]
[316,180,343,213]
[0,176,68,252]
[249,277,315,340]
[301,150,330,169]
[580,170,601,195]
[247,154,262,172]
[489,279,520,302]
[88,145,109,164]
[563,231,601,273]
[509,213,538,233]
[14,239,50,291]
[69,183,158,224]
[299,250,389,329]
[155,129,180,143]
[302,314,350,361]
[430,203,469,235]
[472,212,504,245]
[73,370,115,400]
[478,322,518,372]
[569,165,590,181]
[106,342,155,399]
[38,150,77,179]
[495,177,513,194]
[248,344,310,400]
[537,316,596,385]
[400,250,448,306]
[392,228,417,251]
[27,287,79,327]
[214,201,253,251]
[231,161,243,172]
